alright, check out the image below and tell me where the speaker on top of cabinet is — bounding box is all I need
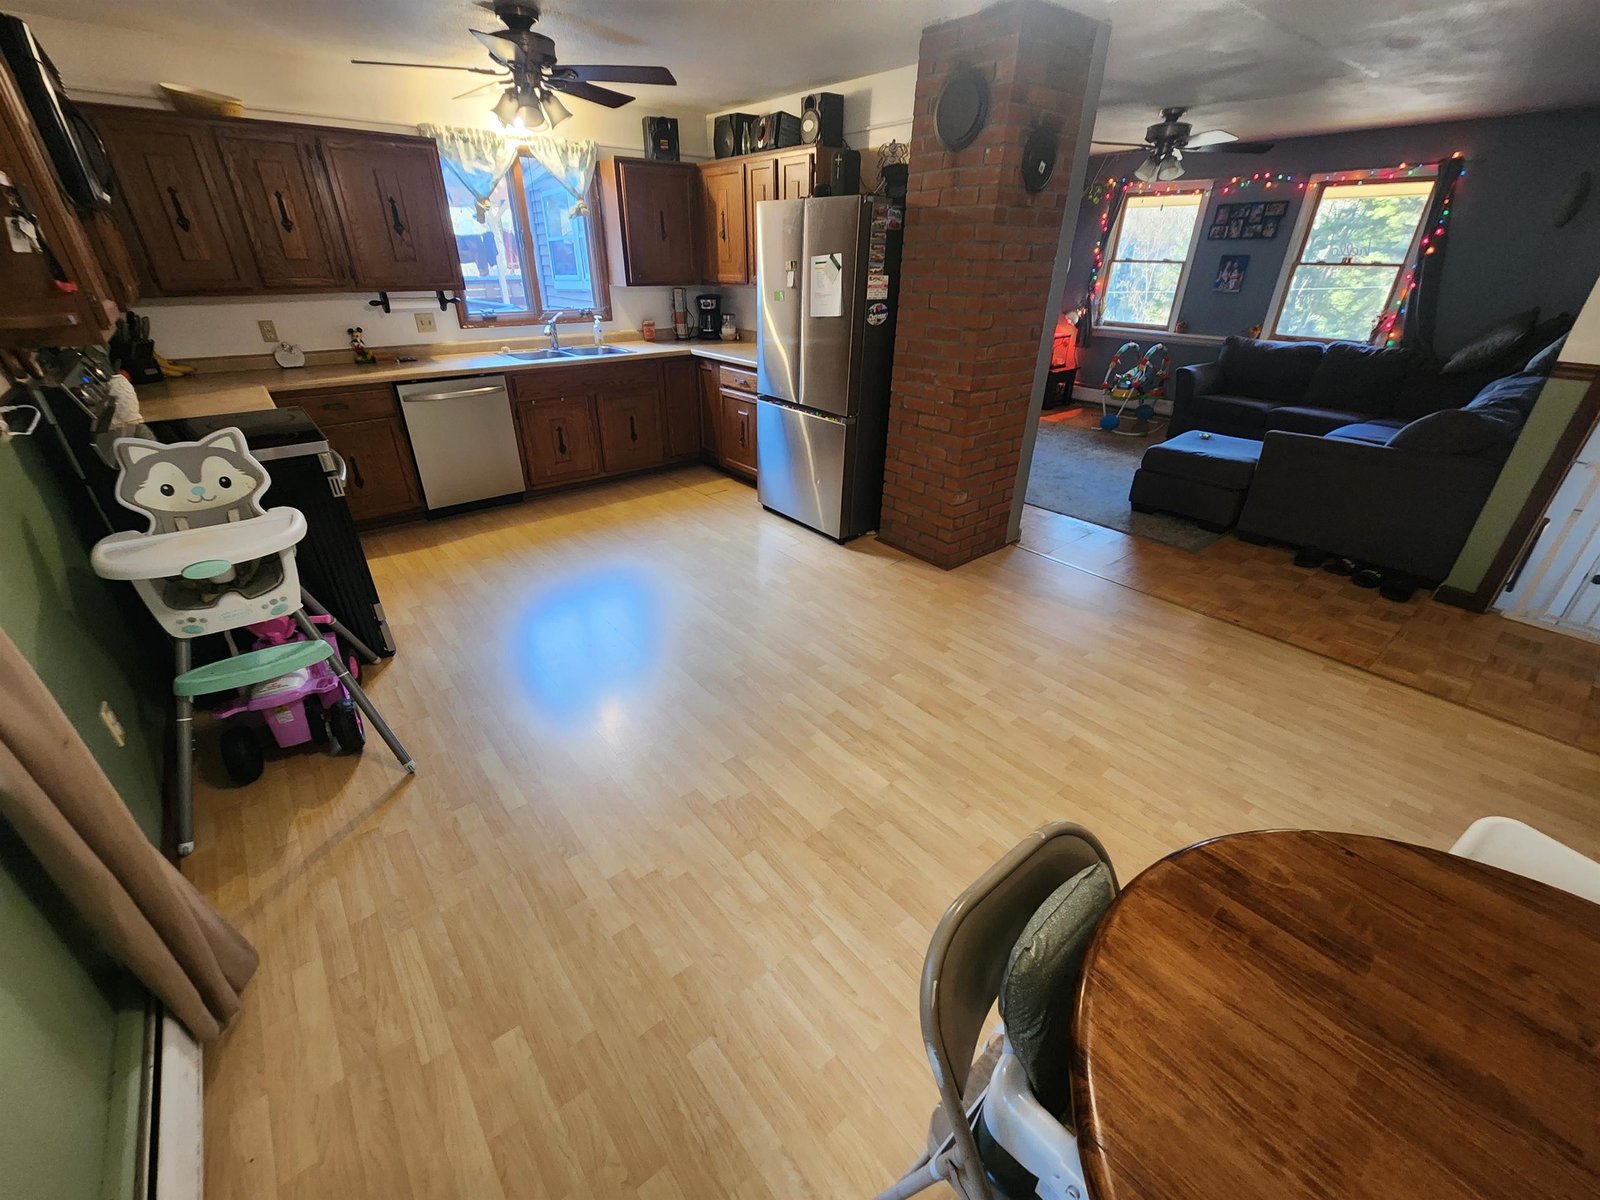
[641,116,679,161]
[713,112,757,158]
[751,111,802,151]
[800,92,844,146]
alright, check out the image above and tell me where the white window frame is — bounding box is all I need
[1095,182,1212,335]
[1264,168,1438,343]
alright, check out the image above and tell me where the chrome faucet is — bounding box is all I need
[543,311,567,351]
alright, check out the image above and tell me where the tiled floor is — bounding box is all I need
[1019,504,1600,753]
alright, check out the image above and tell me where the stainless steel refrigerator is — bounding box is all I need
[756,194,904,540]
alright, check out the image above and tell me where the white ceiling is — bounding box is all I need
[23,0,1600,142]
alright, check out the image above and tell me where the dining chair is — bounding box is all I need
[1449,816,1600,905]
[873,822,1118,1200]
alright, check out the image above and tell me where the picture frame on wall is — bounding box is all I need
[1265,200,1289,217]
[1243,223,1262,239]
[1207,224,1226,240]
[1212,204,1230,226]
[1213,254,1248,292]
[1228,219,1244,237]
[1249,202,1267,220]
[1261,218,1279,238]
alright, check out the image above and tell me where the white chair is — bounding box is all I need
[1449,816,1600,905]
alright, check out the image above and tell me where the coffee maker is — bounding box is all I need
[696,293,722,339]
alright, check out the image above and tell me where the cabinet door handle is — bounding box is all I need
[556,423,568,457]
[739,415,747,448]
[388,195,406,236]
[274,189,295,233]
[719,208,727,243]
[348,455,365,489]
[166,186,192,232]
[628,414,638,443]
[658,211,667,240]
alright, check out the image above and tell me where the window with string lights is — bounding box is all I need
[1096,186,1211,331]
[1268,169,1438,342]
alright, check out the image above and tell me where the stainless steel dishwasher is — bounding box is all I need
[396,375,526,512]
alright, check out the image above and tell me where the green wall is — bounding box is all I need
[1444,376,1590,594]
[0,426,166,1200]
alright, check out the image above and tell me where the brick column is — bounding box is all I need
[879,0,1105,568]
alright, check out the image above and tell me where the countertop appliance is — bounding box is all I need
[0,15,112,209]
[696,293,723,339]
[755,194,904,540]
[396,375,525,513]
[152,407,397,655]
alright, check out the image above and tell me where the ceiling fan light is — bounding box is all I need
[1133,156,1159,183]
[492,87,521,125]
[540,89,572,128]
[1156,156,1185,181]
[515,98,548,132]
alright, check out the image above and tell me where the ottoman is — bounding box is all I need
[1129,430,1261,532]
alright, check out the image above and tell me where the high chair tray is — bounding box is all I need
[92,508,306,580]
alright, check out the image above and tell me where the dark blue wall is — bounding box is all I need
[1061,106,1600,387]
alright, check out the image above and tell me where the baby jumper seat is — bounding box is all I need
[1099,341,1170,437]
[91,427,415,856]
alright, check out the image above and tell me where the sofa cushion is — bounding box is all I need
[1526,335,1567,376]
[1394,354,1496,420]
[1388,407,1522,455]
[1326,421,1407,446]
[1266,405,1388,437]
[1183,392,1275,438]
[1301,342,1415,416]
[1442,308,1538,374]
[1217,336,1324,403]
[1141,430,1262,490]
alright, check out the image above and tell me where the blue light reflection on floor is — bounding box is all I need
[508,566,665,732]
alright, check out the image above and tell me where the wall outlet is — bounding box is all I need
[257,319,278,343]
[414,311,437,333]
[100,701,127,747]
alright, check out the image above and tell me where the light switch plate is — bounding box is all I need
[257,319,278,343]
[414,312,437,333]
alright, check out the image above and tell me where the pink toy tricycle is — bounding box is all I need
[213,615,366,785]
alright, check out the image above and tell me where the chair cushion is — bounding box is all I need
[1325,421,1407,446]
[1217,335,1324,402]
[1442,308,1538,374]
[1184,393,1276,438]
[1301,342,1415,416]
[1266,405,1390,437]
[1000,862,1115,1116]
[1140,430,1262,489]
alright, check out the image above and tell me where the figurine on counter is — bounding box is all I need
[347,326,377,365]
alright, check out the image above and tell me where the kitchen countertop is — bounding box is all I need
[135,339,759,421]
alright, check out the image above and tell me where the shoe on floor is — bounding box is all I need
[1323,557,1359,577]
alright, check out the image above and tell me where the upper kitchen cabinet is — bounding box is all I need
[89,107,259,294]
[0,60,119,346]
[214,126,349,290]
[319,133,461,292]
[599,156,700,286]
[700,159,748,285]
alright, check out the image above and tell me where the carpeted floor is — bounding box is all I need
[1026,408,1221,551]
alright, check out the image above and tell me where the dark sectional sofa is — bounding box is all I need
[1159,335,1552,584]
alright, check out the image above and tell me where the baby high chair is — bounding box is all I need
[91,427,415,856]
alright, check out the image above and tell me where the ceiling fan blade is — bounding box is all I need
[1091,140,1148,150]
[1188,140,1275,154]
[351,58,504,75]
[1184,129,1237,149]
[453,79,507,100]
[549,78,635,108]
[469,29,516,66]
[558,64,677,86]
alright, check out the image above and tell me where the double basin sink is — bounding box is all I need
[506,345,635,362]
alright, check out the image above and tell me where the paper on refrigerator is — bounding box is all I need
[810,253,843,317]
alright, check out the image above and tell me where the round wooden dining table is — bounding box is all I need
[1070,830,1600,1200]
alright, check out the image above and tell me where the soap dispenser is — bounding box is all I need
[592,314,605,347]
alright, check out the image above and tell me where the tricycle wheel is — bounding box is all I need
[303,700,329,746]
[326,699,366,756]
[220,726,264,786]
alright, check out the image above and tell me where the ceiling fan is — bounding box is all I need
[352,0,677,132]
[1097,107,1275,182]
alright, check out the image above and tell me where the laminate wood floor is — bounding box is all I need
[188,466,1600,1200]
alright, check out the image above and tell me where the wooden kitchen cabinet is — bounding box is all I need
[90,107,259,294]
[660,358,700,462]
[745,156,778,263]
[327,416,423,523]
[516,396,602,487]
[320,133,460,292]
[719,386,758,480]
[701,160,749,285]
[777,148,815,199]
[696,359,721,460]
[599,157,701,286]
[215,126,348,289]
[596,385,665,475]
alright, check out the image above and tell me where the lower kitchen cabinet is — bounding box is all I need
[596,386,665,475]
[326,416,423,523]
[696,359,721,460]
[516,397,602,487]
[661,358,700,462]
[719,387,758,480]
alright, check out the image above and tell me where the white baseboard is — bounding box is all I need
[154,1012,203,1200]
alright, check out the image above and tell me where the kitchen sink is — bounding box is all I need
[504,348,569,362]
[559,345,634,357]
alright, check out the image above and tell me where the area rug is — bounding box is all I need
[1025,411,1222,552]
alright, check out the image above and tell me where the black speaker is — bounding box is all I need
[714,112,756,158]
[800,91,844,146]
[641,116,679,161]
[812,147,861,197]
[751,111,802,151]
